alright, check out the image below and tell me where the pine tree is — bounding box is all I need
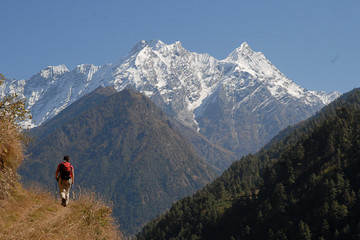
[273,183,287,213]
[297,220,311,240]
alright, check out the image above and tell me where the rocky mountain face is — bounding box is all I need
[2,40,340,162]
[21,88,216,235]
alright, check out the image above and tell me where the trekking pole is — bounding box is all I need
[78,185,81,199]
[72,183,75,201]
[55,179,58,201]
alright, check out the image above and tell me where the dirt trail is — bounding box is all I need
[33,203,73,240]
[0,188,122,240]
[0,190,76,240]
[41,202,72,226]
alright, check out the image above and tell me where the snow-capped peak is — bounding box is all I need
[4,39,340,133]
[238,42,252,53]
[225,42,254,61]
[129,40,187,59]
[223,42,280,78]
[39,65,69,78]
[130,40,166,55]
[75,64,98,74]
[2,39,341,161]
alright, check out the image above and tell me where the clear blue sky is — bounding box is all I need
[1,0,359,93]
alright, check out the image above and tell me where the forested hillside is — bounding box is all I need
[137,88,360,239]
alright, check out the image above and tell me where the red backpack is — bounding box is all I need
[60,161,72,180]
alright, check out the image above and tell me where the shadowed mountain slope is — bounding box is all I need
[21,88,217,235]
[29,86,237,171]
[29,86,117,140]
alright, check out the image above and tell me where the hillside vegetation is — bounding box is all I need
[0,121,122,240]
[137,88,360,239]
[0,186,122,240]
[0,74,122,240]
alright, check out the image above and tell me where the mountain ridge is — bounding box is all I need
[2,40,340,162]
[22,87,217,234]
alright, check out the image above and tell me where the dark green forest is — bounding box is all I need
[137,88,360,240]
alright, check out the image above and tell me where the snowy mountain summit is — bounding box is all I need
[2,40,340,158]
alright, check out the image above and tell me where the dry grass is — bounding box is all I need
[0,119,123,239]
[0,121,23,169]
[68,189,123,240]
[0,186,123,240]
[0,121,24,199]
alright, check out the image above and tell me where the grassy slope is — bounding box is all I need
[0,186,123,240]
[0,120,123,240]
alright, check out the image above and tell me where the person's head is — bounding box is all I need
[63,155,70,162]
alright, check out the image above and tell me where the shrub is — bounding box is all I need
[0,73,31,199]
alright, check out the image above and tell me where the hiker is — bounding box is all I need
[55,155,74,207]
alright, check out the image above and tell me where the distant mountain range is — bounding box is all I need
[21,87,217,235]
[1,40,340,165]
